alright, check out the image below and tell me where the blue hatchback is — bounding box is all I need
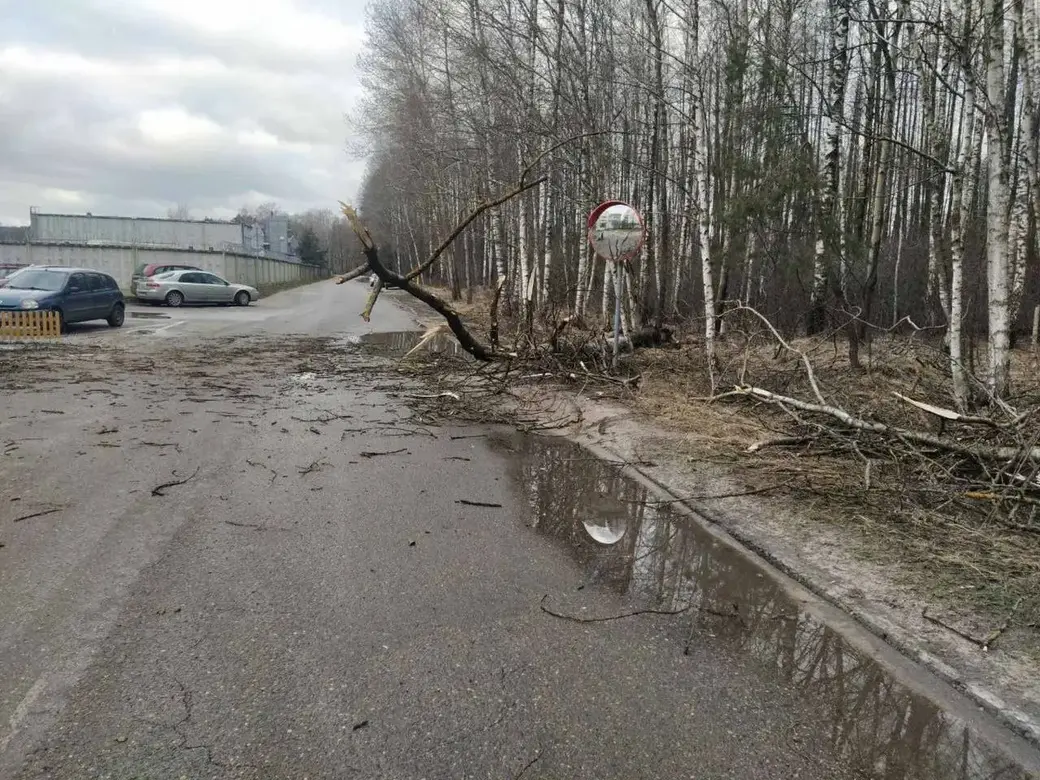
[0,266,126,329]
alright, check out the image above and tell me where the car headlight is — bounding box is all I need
[19,299,39,310]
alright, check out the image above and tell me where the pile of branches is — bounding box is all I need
[708,307,1040,539]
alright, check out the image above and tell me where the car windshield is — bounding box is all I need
[6,270,68,291]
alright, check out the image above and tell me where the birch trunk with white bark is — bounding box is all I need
[983,0,1011,397]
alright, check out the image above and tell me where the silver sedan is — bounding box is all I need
[136,270,259,307]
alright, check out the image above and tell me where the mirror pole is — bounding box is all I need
[612,262,622,370]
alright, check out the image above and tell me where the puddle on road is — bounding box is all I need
[493,432,1036,780]
[353,330,462,357]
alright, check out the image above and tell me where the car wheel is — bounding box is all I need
[107,302,125,327]
[165,290,184,308]
[234,291,250,306]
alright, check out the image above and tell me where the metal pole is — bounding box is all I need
[612,261,622,370]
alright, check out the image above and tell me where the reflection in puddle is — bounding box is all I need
[495,432,1035,780]
[582,517,627,545]
[354,330,462,356]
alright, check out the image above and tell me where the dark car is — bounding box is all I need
[131,262,202,294]
[0,266,125,329]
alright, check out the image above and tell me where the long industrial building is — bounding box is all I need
[0,210,321,293]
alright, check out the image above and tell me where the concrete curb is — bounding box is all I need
[576,431,1040,756]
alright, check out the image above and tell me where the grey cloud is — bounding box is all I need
[0,0,367,225]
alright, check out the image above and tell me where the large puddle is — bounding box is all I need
[353,330,463,356]
[493,432,1038,780]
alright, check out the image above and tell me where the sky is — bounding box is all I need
[0,0,369,226]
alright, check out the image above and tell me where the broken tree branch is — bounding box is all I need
[728,305,828,405]
[539,594,691,622]
[334,264,370,285]
[361,275,384,322]
[341,205,502,362]
[734,385,1040,463]
[892,392,999,427]
[746,436,816,453]
[338,133,609,357]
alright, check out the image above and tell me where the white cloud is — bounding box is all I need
[137,108,225,146]
[0,0,368,226]
[40,188,86,205]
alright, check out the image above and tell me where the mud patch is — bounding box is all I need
[494,431,1039,780]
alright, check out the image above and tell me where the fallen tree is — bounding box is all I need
[334,131,667,367]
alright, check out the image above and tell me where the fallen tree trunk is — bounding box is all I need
[735,385,1040,463]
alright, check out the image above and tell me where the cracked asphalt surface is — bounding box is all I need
[1,281,1037,779]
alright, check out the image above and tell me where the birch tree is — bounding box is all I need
[350,0,1040,401]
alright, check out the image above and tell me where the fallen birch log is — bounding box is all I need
[733,385,1040,463]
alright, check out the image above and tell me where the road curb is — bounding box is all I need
[549,429,1040,764]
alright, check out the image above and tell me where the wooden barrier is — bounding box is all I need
[0,310,62,340]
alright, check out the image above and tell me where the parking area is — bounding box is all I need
[4,278,418,347]
[56,279,403,343]
[60,298,288,342]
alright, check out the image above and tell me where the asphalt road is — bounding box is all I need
[0,280,1037,779]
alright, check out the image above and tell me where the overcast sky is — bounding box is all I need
[0,0,369,226]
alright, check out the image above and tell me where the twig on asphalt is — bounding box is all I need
[456,499,503,508]
[514,751,542,779]
[291,412,353,424]
[539,594,691,623]
[246,459,279,484]
[138,441,182,451]
[298,459,328,475]
[151,467,201,497]
[359,448,408,458]
[13,508,62,523]
[225,520,263,530]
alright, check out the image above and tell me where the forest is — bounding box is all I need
[348,0,1038,406]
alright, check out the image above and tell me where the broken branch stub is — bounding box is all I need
[334,264,370,285]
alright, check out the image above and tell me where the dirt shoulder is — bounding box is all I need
[396,288,1040,748]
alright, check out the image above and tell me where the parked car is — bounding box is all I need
[0,266,125,328]
[130,262,202,293]
[135,269,259,307]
